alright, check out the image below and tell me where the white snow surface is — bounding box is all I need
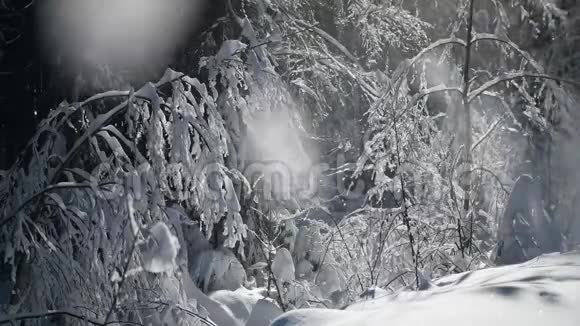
[182,271,282,326]
[271,251,580,326]
[211,287,282,326]
[192,248,247,293]
[246,298,284,326]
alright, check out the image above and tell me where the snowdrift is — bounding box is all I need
[271,251,580,326]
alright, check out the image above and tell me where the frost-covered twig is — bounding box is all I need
[326,213,365,291]
[449,146,466,258]
[314,232,334,284]
[104,196,140,324]
[391,86,463,124]
[0,310,141,326]
[471,116,506,152]
[138,301,219,326]
[468,72,580,103]
[381,271,412,290]
[316,52,379,99]
[374,37,467,104]
[290,18,358,64]
[461,0,476,255]
[371,213,400,285]
[465,167,511,195]
[390,81,419,289]
[258,228,287,312]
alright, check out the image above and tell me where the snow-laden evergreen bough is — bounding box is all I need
[0,13,294,324]
[2,0,580,325]
[0,69,244,324]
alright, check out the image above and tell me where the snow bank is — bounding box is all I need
[211,287,282,326]
[182,272,242,326]
[192,248,247,293]
[272,251,580,326]
[182,270,282,326]
[210,288,262,324]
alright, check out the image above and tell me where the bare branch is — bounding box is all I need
[0,309,142,326]
[468,72,580,103]
[392,86,464,123]
[472,33,544,72]
[381,270,412,290]
[382,38,467,95]
[323,210,366,292]
[104,196,140,323]
[292,19,359,63]
[137,301,219,326]
[316,51,379,98]
[469,167,511,196]
[471,115,506,152]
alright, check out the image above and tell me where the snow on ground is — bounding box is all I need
[211,287,282,326]
[271,251,580,326]
[182,271,282,326]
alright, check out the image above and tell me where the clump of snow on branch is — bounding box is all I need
[142,222,181,273]
[272,248,295,283]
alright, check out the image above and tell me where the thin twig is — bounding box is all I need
[0,310,142,326]
[104,195,140,323]
[462,0,475,255]
[390,80,419,289]
[468,72,580,103]
[381,271,412,290]
[471,115,506,152]
[325,212,366,292]
[0,182,117,228]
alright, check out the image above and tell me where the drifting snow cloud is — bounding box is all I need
[37,0,203,77]
[240,108,316,202]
